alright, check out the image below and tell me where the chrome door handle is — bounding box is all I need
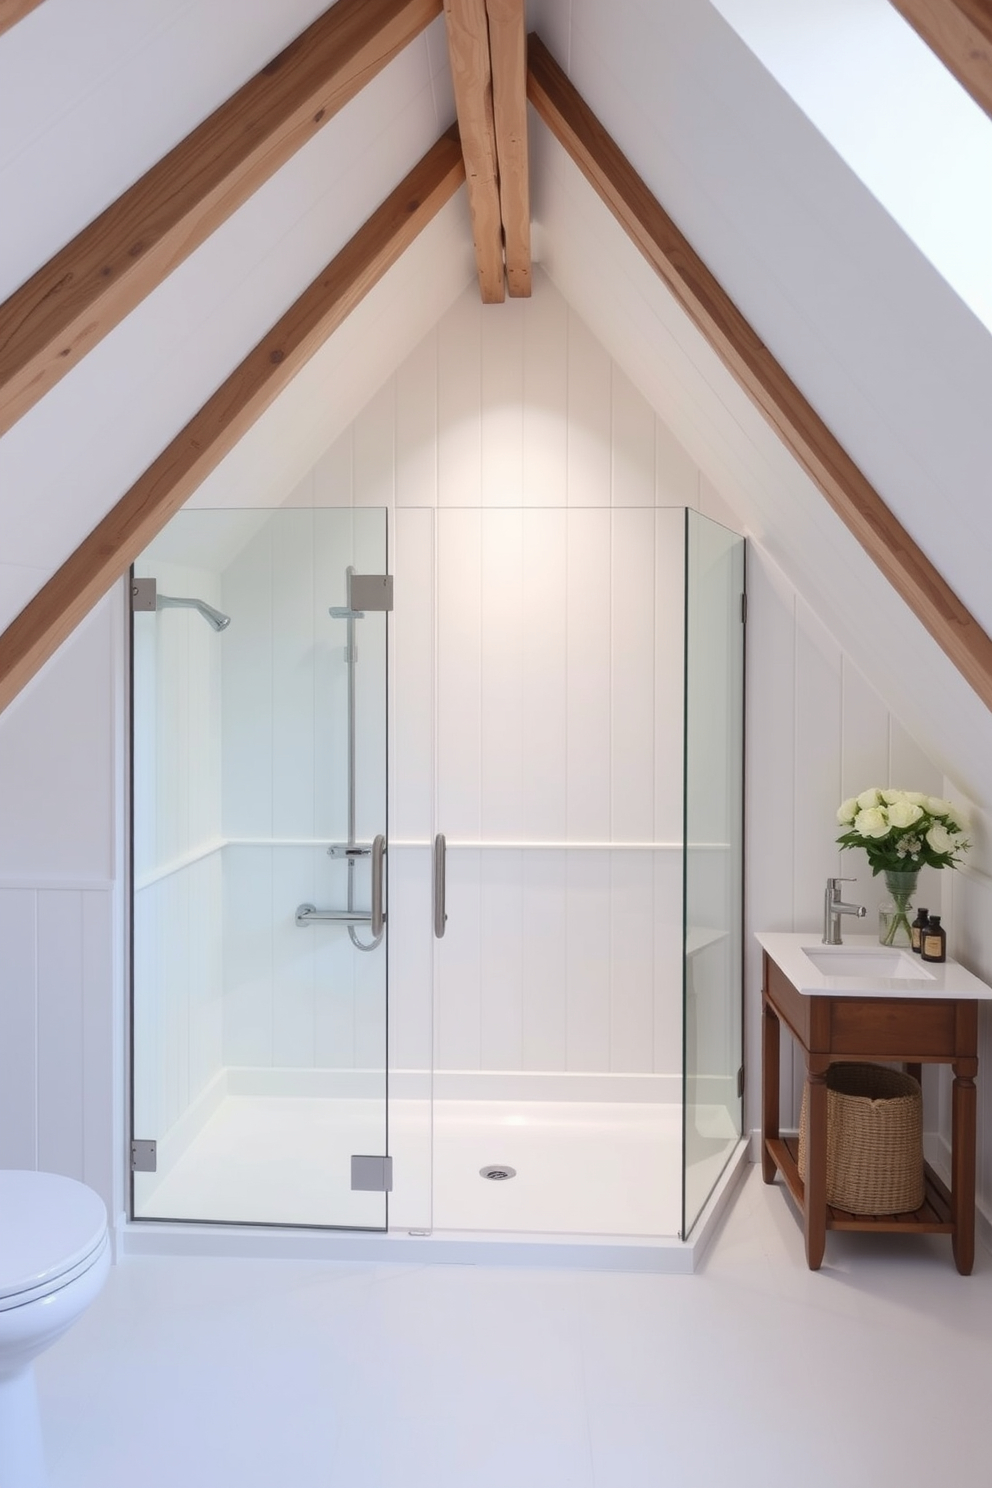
[371,834,386,939]
[433,833,447,939]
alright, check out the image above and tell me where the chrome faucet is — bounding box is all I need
[823,877,867,944]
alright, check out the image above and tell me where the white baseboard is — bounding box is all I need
[925,1131,992,1258]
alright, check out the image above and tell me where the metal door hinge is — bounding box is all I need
[349,574,394,612]
[131,577,157,612]
[131,1139,157,1172]
[736,1066,745,1100]
[351,1155,393,1192]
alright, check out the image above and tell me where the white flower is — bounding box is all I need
[837,797,859,825]
[857,788,882,810]
[905,792,928,806]
[926,823,956,856]
[854,806,889,839]
[927,797,956,818]
[887,799,923,829]
[881,789,905,805]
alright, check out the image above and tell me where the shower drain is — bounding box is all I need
[480,1164,517,1181]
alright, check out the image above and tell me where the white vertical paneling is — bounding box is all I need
[81,890,114,1203]
[271,848,316,1068]
[0,890,37,1169]
[188,855,222,1099]
[353,382,395,510]
[391,508,435,842]
[744,552,799,1127]
[565,851,612,1070]
[272,512,315,840]
[654,508,686,842]
[312,429,353,508]
[566,509,611,841]
[436,848,482,1070]
[522,273,568,508]
[653,852,684,1075]
[387,847,434,1072]
[611,368,655,507]
[655,416,699,507]
[609,852,655,1072]
[353,509,388,847]
[481,296,524,507]
[313,864,357,1069]
[396,330,438,509]
[521,851,567,1071]
[566,309,611,506]
[438,289,482,507]
[222,528,273,840]
[839,659,891,930]
[437,509,482,840]
[889,715,945,918]
[481,509,524,841]
[611,508,656,842]
[314,509,352,844]
[37,891,84,1179]
[793,599,843,925]
[156,598,190,865]
[480,850,524,1070]
[223,846,273,1068]
[521,508,568,842]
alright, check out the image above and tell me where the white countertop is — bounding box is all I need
[755,931,992,1000]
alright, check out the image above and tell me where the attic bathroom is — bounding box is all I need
[127,274,747,1258]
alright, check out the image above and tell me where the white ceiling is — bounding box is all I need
[2,0,991,803]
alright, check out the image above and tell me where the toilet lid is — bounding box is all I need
[0,1171,108,1302]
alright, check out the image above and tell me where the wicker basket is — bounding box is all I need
[798,1062,924,1215]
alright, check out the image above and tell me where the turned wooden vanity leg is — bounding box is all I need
[951,1057,977,1276]
[804,1064,828,1271]
[761,993,780,1184]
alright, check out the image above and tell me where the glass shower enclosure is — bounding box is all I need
[129,503,744,1244]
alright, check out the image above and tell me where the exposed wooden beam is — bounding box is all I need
[443,0,505,302]
[0,0,44,38]
[486,0,531,297]
[0,0,442,439]
[527,33,992,715]
[0,131,465,716]
[891,0,992,123]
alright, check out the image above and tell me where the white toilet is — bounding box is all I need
[0,1171,110,1488]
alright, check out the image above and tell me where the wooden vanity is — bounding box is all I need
[757,932,990,1274]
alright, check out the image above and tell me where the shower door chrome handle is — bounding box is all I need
[371,834,386,939]
[433,833,447,939]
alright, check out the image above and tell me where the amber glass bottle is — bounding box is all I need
[910,907,929,954]
[921,915,946,963]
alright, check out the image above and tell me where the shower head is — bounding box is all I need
[156,594,231,631]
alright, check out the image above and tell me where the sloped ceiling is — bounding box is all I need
[2,0,991,803]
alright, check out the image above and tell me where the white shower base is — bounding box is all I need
[134,1075,740,1244]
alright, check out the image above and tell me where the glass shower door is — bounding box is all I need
[682,511,745,1239]
[131,507,390,1230]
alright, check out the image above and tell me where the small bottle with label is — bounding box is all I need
[921,915,946,963]
[910,907,929,954]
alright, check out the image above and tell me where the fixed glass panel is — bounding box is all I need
[131,508,389,1229]
[682,511,745,1239]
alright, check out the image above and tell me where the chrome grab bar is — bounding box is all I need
[371,834,385,939]
[433,833,447,939]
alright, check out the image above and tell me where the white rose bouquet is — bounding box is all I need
[836,788,970,874]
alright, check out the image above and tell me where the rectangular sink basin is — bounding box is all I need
[802,947,934,981]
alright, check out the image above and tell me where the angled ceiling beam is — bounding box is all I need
[527,33,992,715]
[0,129,465,716]
[0,0,442,439]
[0,0,44,37]
[486,0,531,297]
[442,0,505,301]
[890,0,992,123]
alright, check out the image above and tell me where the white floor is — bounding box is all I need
[135,1096,738,1238]
[37,1163,992,1487]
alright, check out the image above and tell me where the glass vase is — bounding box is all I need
[878,869,920,948]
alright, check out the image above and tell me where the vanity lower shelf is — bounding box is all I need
[766,1135,954,1234]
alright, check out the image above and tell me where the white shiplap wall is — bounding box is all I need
[0,596,122,1217]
